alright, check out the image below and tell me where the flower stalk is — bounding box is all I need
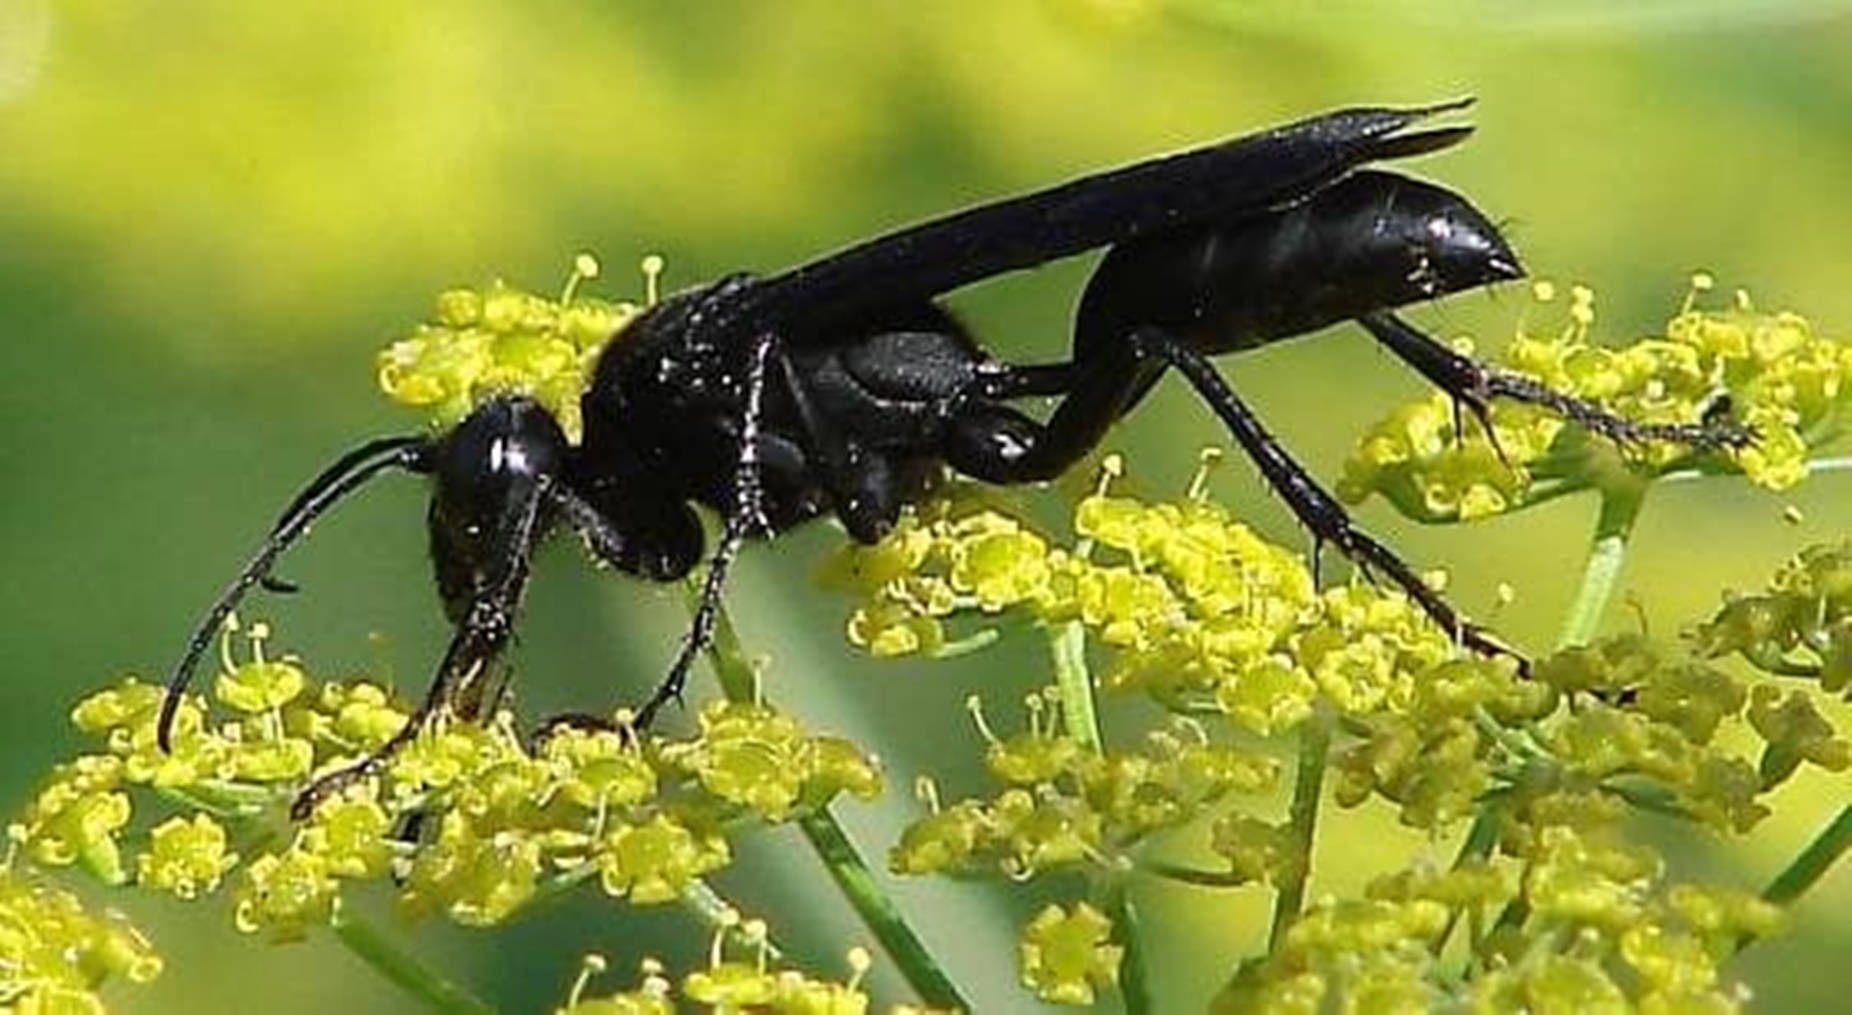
[330,909,494,1014]
[1761,805,1852,909]
[1099,878,1153,1015]
[1555,477,1647,650]
[1048,615,1153,1013]
[1267,705,1333,953]
[1049,620,1104,754]
[689,574,966,1010]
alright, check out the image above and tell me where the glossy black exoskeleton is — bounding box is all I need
[158,100,1748,814]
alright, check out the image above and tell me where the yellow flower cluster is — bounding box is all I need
[1221,805,1781,1013]
[881,686,1276,1008]
[1210,560,1843,1011]
[20,620,879,944]
[1697,540,1852,696]
[375,254,644,442]
[890,696,1277,881]
[825,465,1844,1007]
[1340,280,1850,521]
[835,469,1845,837]
[825,478,1523,737]
[558,923,877,1015]
[1017,902,1123,1006]
[1537,633,1847,829]
[0,867,162,1012]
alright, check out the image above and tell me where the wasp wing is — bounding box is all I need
[758,99,1477,328]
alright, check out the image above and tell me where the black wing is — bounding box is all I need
[756,98,1478,329]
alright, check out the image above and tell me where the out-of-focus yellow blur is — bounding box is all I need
[3,2,1849,1010]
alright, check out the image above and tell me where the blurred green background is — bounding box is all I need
[4,1,1851,1010]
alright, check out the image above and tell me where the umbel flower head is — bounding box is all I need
[556,915,877,1015]
[1217,814,1783,1013]
[19,261,1848,1011]
[21,617,880,942]
[831,447,1836,1008]
[1695,539,1852,697]
[0,865,163,1010]
[376,253,649,442]
[825,459,1530,741]
[1340,277,1851,522]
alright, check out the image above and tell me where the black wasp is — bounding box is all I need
[159,99,1747,811]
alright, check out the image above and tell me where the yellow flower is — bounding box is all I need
[1017,902,1122,1006]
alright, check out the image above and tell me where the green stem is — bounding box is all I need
[1434,802,1504,959]
[330,910,494,1014]
[797,809,967,1010]
[684,874,788,960]
[520,861,598,916]
[1048,619,1104,753]
[684,578,758,704]
[1472,705,1544,763]
[157,780,278,817]
[1046,611,1147,1013]
[519,865,782,959]
[1462,472,1646,974]
[1142,860,1250,888]
[1603,778,1696,821]
[1730,798,1852,959]
[1761,805,1852,908]
[690,580,964,1010]
[1659,452,1852,487]
[927,627,1002,659]
[1555,480,1647,650]
[1268,708,1333,952]
[1099,878,1153,1015]
[1452,804,1502,868]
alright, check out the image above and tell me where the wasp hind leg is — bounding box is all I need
[1361,312,1755,454]
[940,327,1522,667]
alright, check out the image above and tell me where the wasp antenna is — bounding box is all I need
[157,434,434,752]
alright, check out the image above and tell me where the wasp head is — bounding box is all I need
[427,395,569,622]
